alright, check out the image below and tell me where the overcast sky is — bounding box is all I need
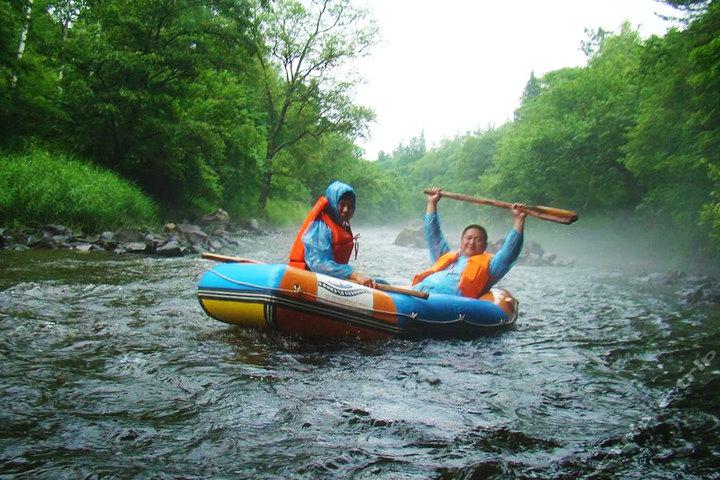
[352,0,681,160]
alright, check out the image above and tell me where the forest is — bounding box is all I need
[1,0,719,260]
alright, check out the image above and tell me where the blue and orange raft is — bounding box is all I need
[197,263,518,339]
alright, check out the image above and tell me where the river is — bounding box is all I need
[1,226,718,479]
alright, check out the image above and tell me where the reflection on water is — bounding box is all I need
[1,227,718,478]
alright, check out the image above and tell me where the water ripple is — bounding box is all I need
[1,229,718,478]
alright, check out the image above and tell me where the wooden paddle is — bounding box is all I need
[423,189,578,225]
[201,252,429,299]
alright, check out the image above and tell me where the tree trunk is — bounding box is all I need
[58,13,70,84]
[258,165,273,212]
[259,140,276,211]
[12,0,33,88]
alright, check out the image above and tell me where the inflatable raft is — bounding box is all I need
[197,263,518,339]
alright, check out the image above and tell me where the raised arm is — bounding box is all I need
[424,187,450,261]
[489,203,527,283]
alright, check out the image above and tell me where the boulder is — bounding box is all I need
[41,224,72,236]
[122,242,148,253]
[114,229,146,244]
[394,227,425,248]
[525,241,545,257]
[95,231,117,250]
[244,218,260,232]
[201,208,230,226]
[175,223,208,245]
[27,233,54,249]
[156,240,185,257]
[75,243,93,252]
[52,234,72,245]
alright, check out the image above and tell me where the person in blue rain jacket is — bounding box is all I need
[412,187,526,297]
[288,181,376,287]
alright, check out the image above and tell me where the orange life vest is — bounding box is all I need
[412,251,493,298]
[288,196,355,270]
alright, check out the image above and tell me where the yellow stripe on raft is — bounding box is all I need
[201,299,266,327]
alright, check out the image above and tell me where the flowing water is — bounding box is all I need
[1,227,718,479]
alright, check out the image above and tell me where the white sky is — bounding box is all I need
[352,0,681,160]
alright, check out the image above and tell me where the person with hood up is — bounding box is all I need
[411,187,526,297]
[288,181,376,287]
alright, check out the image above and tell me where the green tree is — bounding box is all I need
[0,0,65,148]
[58,0,260,215]
[485,24,645,211]
[253,0,377,211]
[624,1,720,249]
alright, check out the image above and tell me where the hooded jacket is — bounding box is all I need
[288,181,356,278]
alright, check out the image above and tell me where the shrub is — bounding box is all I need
[0,149,158,232]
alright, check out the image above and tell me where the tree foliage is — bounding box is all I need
[0,0,378,222]
[378,1,720,259]
[3,0,720,264]
[253,0,377,209]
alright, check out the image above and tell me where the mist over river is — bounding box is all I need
[1,226,718,479]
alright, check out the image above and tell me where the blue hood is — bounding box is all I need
[324,181,355,223]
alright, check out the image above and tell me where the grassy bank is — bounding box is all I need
[264,198,309,227]
[0,150,158,232]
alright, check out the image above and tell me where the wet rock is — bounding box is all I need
[42,224,72,237]
[638,272,668,284]
[1,217,259,258]
[96,231,117,250]
[394,227,425,248]
[525,241,545,258]
[122,242,148,253]
[683,287,705,303]
[488,238,569,267]
[143,233,165,252]
[78,234,99,244]
[52,234,72,245]
[201,208,229,226]
[27,233,54,249]
[663,271,685,285]
[682,282,720,304]
[156,240,185,257]
[176,223,208,244]
[114,229,146,244]
[523,252,543,266]
[241,218,260,233]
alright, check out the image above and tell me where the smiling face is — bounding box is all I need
[337,195,356,224]
[459,226,487,257]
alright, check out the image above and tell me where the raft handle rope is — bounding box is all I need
[207,268,414,320]
[205,268,508,327]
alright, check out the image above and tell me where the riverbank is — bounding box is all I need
[0,212,263,257]
[4,220,720,306]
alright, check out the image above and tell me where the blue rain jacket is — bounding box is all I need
[413,212,523,295]
[302,181,356,279]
